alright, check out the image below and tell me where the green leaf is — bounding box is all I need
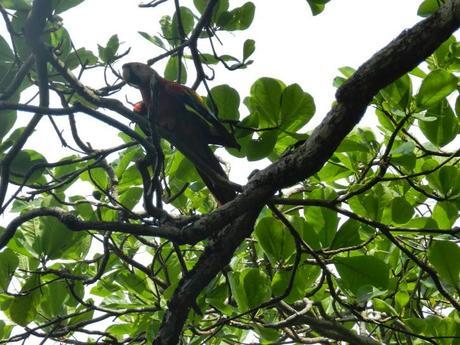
[306,0,327,16]
[228,268,271,312]
[0,0,31,10]
[339,66,355,78]
[316,161,352,183]
[348,186,391,222]
[419,99,459,147]
[415,70,457,110]
[208,84,240,121]
[217,2,255,31]
[304,189,338,247]
[373,298,398,316]
[245,77,285,127]
[39,216,83,260]
[164,56,187,84]
[428,240,460,288]
[253,324,281,342]
[433,36,457,69]
[240,130,279,161]
[138,31,166,50]
[330,219,363,249]
[98,34,120,63]
[334,255,390,294]
[417,0,440,17]
[52,0,84,13]
[119,187,143,210]
[243,269,271,309]
[272,265,320,303]
[53,155,82,181]
[5,275,40,326]
[81,167,109,190]
[426,165,460,197]
[160,15,174,43]
[198,53,219,65]
[380,74,412,110]
[194,0,228,19]
[391,197,414,224]
[0,320,13,339]
[0,109,17,140]
[227,271,247,312]
[0,249,19,290]
[280,84,315,132]
[395,291,410,310]
[65,48,98,70]
[254,217,295,264]
[39,279,69,317]
[50,27,72,59]
[172,6,195,37]
[433,202,458,228]
[243,39,255,61]
[0,35,14,63]
[10,149,47,185]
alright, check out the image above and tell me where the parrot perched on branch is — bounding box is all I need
[122,62,239,204]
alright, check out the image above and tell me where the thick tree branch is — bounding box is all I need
[179,0,460,243]
[154,2,460,344]
[153,208,262,344]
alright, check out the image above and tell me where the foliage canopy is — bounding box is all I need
[0,0,460,344]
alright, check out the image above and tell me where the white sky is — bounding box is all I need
[1,1,424,343]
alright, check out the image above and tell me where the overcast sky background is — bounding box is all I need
[1,1,425,343]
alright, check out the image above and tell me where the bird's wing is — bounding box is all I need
[165,83,225,128]
[165,82,240,149]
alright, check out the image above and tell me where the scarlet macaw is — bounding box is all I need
[122,62,239,204]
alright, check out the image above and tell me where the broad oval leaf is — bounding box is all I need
[391,197,414,224]
[0,34,14,62]
[10,150,47,185]
[272,265,320,303]
[380,74,412,110]
[97,34,119,63]
[330,219,363,249]
[245,77,285,127]
[164,56,187,84]
[208,84,240,121]
[172,6,195,37]
[217,2,255,31]
[415,70,457,110]
[417,0,440,17]
[5,275,40,326]
[243,39,255,61]
[52,0,84,13]
[419,99,458,147]
[0,249,19,291]
[254,217,295,264]
[334,255,390,294]
[0,109,17,141]
[428,241,460,288]
[280,83,315,132]
[243,268,271,309]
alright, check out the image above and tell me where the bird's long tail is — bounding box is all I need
[194,147,236,205]
[159,129,236,204]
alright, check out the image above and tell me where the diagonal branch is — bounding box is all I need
[154,1,460,344]
[179,0,460,243]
